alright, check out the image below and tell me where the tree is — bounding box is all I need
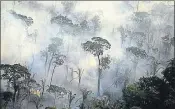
[0,64,31,107]
[41,49,49,75]
[1,91,13,109]
[82,37,111,96]
[41,37,63,77]
[67,90,76,109]
[122,58,175,109]
[10,10,33,27]
[47,37,63,73]
[126,47,147,80]
[162,58,175,109]
[147,56,164,76]
[47,85,67,107]
[123,76,168,109]
[73,66,84,88]
[79,88,92,109]
[91,15,101,35]
[29,94,43,109]
[49,54,66,86]
[150,2,174,60]
[118,26,127,47]
[29,79,46,109]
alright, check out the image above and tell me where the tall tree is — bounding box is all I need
[49,55,66,86]
[47,37,63,73]
[126,47,147,81]
[41,37,63,80]
[82,37,111,96]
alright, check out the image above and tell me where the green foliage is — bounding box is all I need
[82,37,111,56]
[123,58,175,109]
[82,37,111,96]
[0,64,31,84]
[123,84,144,109]
[162,58,175,87]
[89,97,124,109]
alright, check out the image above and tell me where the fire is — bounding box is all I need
[30,88,41,97]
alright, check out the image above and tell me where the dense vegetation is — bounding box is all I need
[1,58,174,109]
[1,1,174,109]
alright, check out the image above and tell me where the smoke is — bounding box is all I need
[1,1,174,104]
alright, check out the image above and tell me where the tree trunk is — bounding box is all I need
[78,69,81,88]
[78,76,81,88]
[70,68,74,80]
[7,81,10,91]
[4,101,8,109]
[50,65,56,87]
[137,1,139,12]
[41,79,45,97]
[54,93,56,107]
[80,102,84,109]
[97,55,101,96]
[13,79,18,108]
[36,105,39,109]
[65,64,69,81]
[133,61,138,82]
[44,52,48,75]
[47,54,54,74]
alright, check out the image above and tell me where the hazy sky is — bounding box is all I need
[1,1,173,95]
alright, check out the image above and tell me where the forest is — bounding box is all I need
[1,1,174,109]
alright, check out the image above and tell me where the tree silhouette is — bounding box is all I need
[0,64,31,107]
[123,58,175,109]
[49,55,66,86]
[82,37,111,96]
[126,46,147,80]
